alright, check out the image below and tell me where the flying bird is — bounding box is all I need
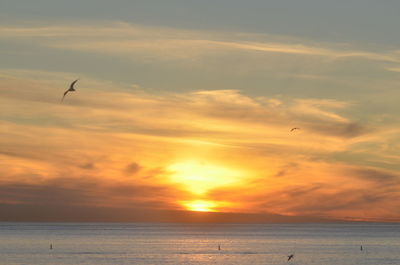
[61,79,79,102]
[290,127,300,132]
[287,254,294,261]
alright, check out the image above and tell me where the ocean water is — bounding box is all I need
[0,223,399,265]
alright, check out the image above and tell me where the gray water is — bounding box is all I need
[0,223,399,265]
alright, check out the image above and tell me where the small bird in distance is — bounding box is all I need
[290,127,300,132]
[61,79,79,102]
[287,254,294,261]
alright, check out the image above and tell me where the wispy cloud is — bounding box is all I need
[0,68,399,221]
[207,163,400,221]
[1,22,399,63]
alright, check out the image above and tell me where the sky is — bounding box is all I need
[1,0,400,222]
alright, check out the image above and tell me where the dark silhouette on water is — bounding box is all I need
[360,245,363,251]
[218,244,221,251]
[50,244,53,250]
[288,254,294,261]
[61,79,79,102]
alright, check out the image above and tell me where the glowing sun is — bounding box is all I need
[167,161,243,195]
[182,200,218,212]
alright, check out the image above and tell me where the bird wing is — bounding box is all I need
[69,79,79,90]
[61,89,69,102]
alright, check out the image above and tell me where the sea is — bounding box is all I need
[0,223,399,265]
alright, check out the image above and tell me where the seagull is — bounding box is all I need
[61,79,79,102]
[287,254,294,261]
[290,127,300,132]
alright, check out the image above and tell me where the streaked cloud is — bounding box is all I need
[1,69,399,221]
[1,10,400,222]
[1,22,400,64]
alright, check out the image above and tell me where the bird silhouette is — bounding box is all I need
[287,254,294,261]
[61,79,79,102]
[290,127,300,132]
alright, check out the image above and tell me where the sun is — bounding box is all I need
[167,161,243,195]
[167,160,245,212]
[182,200,218,212]
[181,200,232,212]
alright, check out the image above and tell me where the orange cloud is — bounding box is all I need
[1,69,399,222]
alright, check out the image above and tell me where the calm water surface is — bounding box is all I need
[0,223,399,265]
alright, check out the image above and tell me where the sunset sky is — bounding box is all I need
[1,0,400,222]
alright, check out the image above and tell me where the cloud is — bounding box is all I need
[79,162,95,170]
[347,167,400,185]
[280,165,400,220]
[206,163,400,221]
[0,69,399,221]
[0,170,188,210]
[0,70,366,144]
[0,173,203,222]
[124,162,141,176]
[1,22,399,63]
